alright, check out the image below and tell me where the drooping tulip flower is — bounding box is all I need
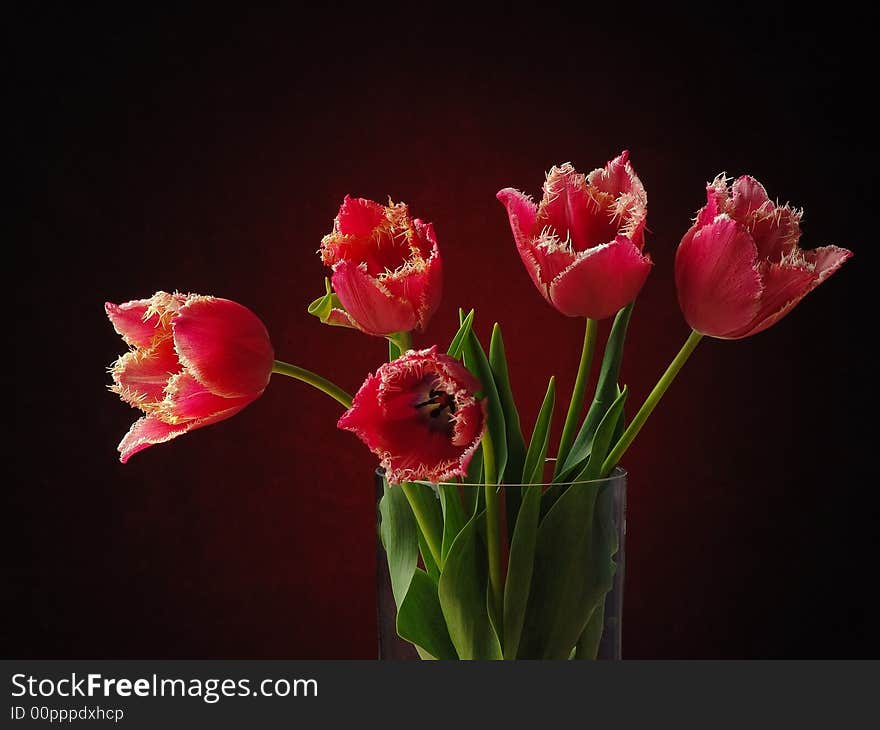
[106,291,274,463]
[316,196,442,336]
[497,151,652,320]
[675,175,853,339]
[338,347,485,484]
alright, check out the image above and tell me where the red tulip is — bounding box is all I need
[497,151,652,320]
[338,347,485,484]
[106,291,274,463]
[318,196,442,336]
[675,175,853,338]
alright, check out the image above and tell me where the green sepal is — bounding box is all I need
[307,277,349,327]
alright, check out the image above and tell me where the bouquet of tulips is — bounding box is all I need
[106,151,851,660]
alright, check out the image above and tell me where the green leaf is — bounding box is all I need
[378,481,419,608]
[419,531,440,583]
[574,600,605,660]
[521,377,556,485]
[447,309,475,359]
[439,483,467,565]
[560,302,634,478]
[490,323,527,536]
[307,277,349,327]
[438,511,503,660]
[503,377,555,659]
[575,386,628,482]
[461,445,483,515]
[517,388,627,659]
[462,326,507,484]
[396,569,458,660]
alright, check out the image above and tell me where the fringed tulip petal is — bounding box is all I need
[675,175,852,339]
[111,336,181,407]
[159,372,255,423]
[338,347,485,484]
[172,297,274,398]
[498,152,650,320]
[331,260,417,336]
[118,416,192,464]
[105,299,159,348]
[549,237,653,320]
[675,216,763,338]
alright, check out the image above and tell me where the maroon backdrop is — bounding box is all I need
[12,5,874,658]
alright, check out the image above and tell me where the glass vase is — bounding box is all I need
[375,466,627,660]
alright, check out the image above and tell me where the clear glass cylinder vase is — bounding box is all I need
[375,466,627,660]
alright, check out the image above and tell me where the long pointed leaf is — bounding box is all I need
[447,309,475,359]
[397,569,458,660]
[378,481,419,607]
[503,377,555,659]
[462,327,507,484]
[518,388,627,659]
[439,482,467,564]
[438,511,503,660]
[490,323,526,537]
[560,302,634,478]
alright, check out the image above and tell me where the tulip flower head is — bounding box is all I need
[106,292,274,462]
[338,347,485,484]
[497,151,652,320]
[317,196,442,337]
[675,175,853,339]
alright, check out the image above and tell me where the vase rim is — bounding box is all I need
[375,463,627,488]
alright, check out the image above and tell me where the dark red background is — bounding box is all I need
[12,5,875,658]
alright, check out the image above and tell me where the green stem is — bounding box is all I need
[271,360,352,409]
[400,482,443,568]
[555,318,598,477]
[483,432,504,626]
[388,330,413,357]
[600,329,703,476]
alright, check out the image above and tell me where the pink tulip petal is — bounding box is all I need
[172,297,274,398]
[336,195,386,237]
[325,307,360,329]
[497,188,538,247]
[331,261,416,336]
[540,164,615,251]
[675,216,764,337]
[111,336,181,407]
[159,372,255,422]
[118,400,254,463]
[118,415,193,463]
[732,245,853,338]
[549,236,653,320]
[747,203,802,262]
[382,239,443,333]
[105,299,158,348]
[729,175,770,218]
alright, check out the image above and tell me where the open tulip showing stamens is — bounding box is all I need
[106,291,274,462]
[337,347,485,485]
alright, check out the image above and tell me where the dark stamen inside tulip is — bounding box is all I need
[415,388,456,428]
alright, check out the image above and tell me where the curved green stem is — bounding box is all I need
[483,432,504,627]
[400,482,443,568]
[601,330,703,476]
[388,330,413,357]
[271,360,352,409]
[555,318,598,477]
